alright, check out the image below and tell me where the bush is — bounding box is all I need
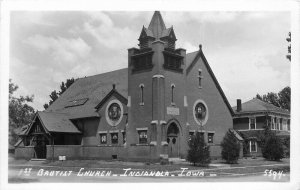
[220,130,241,164]
[187,132,211,166]
[262,135,284,161]
[282,137,290,158]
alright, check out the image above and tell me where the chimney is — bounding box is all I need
[237,99,242,112]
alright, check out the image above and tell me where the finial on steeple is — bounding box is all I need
[113,84,116,89]
[199,44,202,50]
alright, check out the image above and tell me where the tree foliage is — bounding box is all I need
[9,79,35,146]
[220,130,241,164]
[262,134,284,161]
[43,78,75,109]
[187,132,211,166]
[256,86,290,111]
[286,32,291,61]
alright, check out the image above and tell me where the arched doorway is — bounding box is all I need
[167,122,180,158]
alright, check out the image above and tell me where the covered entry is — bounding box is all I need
[167,122,180,158]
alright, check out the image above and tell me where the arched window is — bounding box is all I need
[171,84,175,104]
[139,84,144,105]
[198,69,203,88]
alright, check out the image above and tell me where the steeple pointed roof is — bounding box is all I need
[148,11,167,39]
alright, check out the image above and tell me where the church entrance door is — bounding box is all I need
[167,122,180,158]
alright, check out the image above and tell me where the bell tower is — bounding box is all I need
[127,11,187,161]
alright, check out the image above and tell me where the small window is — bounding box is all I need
[189,132,195,141]
[100,133,107,144]
[249,118,256,130]
[208,133,214,143]
[122,132,126,144]
[139,84,144,105]
[171,84,175,104]
[138,130,147,144]
[198,69,203,88]
[111,133,118,144]
[249,140,257,152]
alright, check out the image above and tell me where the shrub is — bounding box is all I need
[187,132,211,166]
[282,137,290,158]
[220,130,241,164]
[262,135,284,161]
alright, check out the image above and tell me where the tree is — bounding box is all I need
[256,86,290,111]
[262,134,284,161]
[187,132,211,166]
[286,32,291,61]
[220,130,240,164]
[9,79,35,147]
[43,78,75,109]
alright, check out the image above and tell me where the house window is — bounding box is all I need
[111,133,118,144]
[100,133,107,144]
[208,133,214,143]
[171,84,175,104]
[138,130,147,144]
[282,119,287,131]
[122,132,126,144]
[276,118,280,130]
[271,117,275,130]
[139,84,144,105]
[249,140,257,152]
[249,117,256,130]
[198,69,203,88]
[279,118,283,131]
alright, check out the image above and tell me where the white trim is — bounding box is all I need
[207,131,215,133]
[98,130,108,134]
[150,141,157,146]
[171,83,175,88]
[151,120,158,125]
[161,141,168,146]
[136,127,148,131]
[127,96,131,107]
[109,130,119,133]
[186,122,190,126]
[160,120,167,125]
[152,75,165,78]
[248,117,256,130]
[189,130,196,133]
[249,140,257,152]
[184,96,188,107]
[139,84,144,88]
[237,129,264,132]
[193,99,209,126]
[105,99,124,127]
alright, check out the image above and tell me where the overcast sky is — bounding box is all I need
[9,11,291,111]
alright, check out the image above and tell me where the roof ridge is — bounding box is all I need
[76,67,128,81]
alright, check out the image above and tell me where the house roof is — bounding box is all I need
[232,98,290,116]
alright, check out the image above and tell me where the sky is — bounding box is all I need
[9,11,291,111]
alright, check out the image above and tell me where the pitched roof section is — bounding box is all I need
[37,111,81,133]
[47,68,128,119]
[233,98,290,115]
[148,11,167,39]
[186,49,235,116]
[25,111,81,134]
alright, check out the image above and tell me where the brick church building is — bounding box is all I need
[15,11,235,162]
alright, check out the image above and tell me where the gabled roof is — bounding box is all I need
[26,111,81,134]
[95,86,128,110]
[232,98,290,115]
[185,48,235,116]
[47,68,128,119]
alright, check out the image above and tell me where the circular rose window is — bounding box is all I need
[193,100,209,126]
[106,99,123,126]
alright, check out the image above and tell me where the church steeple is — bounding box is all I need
[148,11,166,39]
